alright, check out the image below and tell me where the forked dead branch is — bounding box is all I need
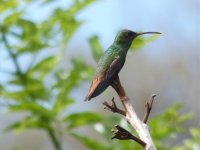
[103,76,157,150]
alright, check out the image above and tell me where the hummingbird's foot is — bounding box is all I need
[142,94,156,123]
[103,97,126,116]
[111,125,146,147]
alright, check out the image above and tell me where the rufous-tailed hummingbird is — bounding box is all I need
[85,29,161,101]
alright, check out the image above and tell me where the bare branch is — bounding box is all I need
[112,125,146,147]
[103,97,126,116]
[110,76,157,150]
[142,94,156,123]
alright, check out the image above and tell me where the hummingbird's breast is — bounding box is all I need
[95,44,127,76]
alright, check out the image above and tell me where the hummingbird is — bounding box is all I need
[85,29,161,101]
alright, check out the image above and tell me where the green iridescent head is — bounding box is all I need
[114,29,137,45]
[114,29,161,47]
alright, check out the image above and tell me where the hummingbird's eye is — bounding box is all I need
[126,32,133,39]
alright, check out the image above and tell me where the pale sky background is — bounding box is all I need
[0,0,199,150]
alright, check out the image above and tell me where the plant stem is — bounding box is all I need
[2,34,23,77]
[47,127,62,150]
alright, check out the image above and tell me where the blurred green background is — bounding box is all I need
[0,0,199,150]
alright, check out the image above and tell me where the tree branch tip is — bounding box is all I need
[102,99,126,116]
[143,94,157,124]
[148,94,156,106]
[150,95,156,102]
[111,125,146,147]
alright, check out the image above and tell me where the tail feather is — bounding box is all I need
[84,96,91,101]
[84,76,102,101]
[85,82,110,101]
[85,75,110,101]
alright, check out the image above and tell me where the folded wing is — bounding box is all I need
[85,56,123,101]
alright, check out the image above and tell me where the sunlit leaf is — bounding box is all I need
[50,8,82,45]
[54,58,94,97]
[149,104,192,149]
[71,133,111,150]
[65,112,104,129]
[130,34,161,51]
[89,35,104,62]
[190,128,200,139]
[49,0,96,45]
[0,0,18,12]
[173,127,200,150]
[9,103,54,121]
[53,97,75,114]
[29,55,60,78]
[3,11,22,27]
[4,116,49,132]
[1,89,28,102]
[24,78,49,99]
[13,19,49,53]
[69,0,97,16]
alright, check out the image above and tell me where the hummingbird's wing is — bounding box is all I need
[85,56,123,101]
[85,74,104,101]
[104,56,122,81]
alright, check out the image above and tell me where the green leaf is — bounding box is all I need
[3,11,22,27]
[89,35,104,62]
[190,128,200,139]
[51,8,82,45]
[4,116,49,132]
[9,103,54,121]
[149,103,193,149]
[1,89,28,102]
[0,0,18,12]
[6,77,49,100]
[24,78,49,99]
[130,34,161,51]
[173,127,200,150]
[70,0,97,16]
[49,0,96,45]
[14,19,49,53]
[29,55,60,78]
[65,112,104,129]
[53,97,75,114]
[71,133,111,150]
[54,58,94,97]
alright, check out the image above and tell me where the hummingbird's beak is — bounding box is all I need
[136,32,161,36]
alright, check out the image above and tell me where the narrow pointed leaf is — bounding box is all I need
[3,12,22,27]
[130,34,161,51]
[89,35,104,62]
[4,116,49,132]
[53,97,75,114]
[71,133,111,150]
[65,112,103,129]
[30,56,59,78]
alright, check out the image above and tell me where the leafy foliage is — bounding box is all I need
[89,35,104,62]
[0,1,98,150]
[150,104,193,150]
[74,104,195,150]
[71,133,112,150]
[65,112,104,129]
[173,126,200,150]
